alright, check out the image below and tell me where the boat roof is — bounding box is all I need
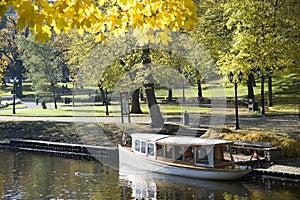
[130,133,232,146]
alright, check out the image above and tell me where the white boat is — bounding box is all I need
[119,133,251,181]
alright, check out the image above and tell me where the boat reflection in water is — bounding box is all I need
[119,165,251,200]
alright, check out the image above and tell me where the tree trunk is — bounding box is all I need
[247,74,255,101]
[53,91,57,109]
[72,82,75,107]
[131,89,143,114]
[197,79,203,101]
[145,83,164,128]
[142,47,164,128]
[268,76,273,107]
[252,74,257,87]
[140,88,144,101]
[168,88,173,102]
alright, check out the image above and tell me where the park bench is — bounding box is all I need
[159,97,179,104]
[227,97,260,111]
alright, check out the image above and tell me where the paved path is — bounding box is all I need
[0,115,151,123]
[1,100,299,136]
[0,111,299,134]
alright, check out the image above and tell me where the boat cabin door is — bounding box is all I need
[146,142,156,158]
[194,145,214,167]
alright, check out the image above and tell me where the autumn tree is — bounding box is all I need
[0,58,7,85]
[0,0,198,43]
[1,0,199,127]
[18,35,62,109]
[223,0,299,111]
[0,16,25,97]
[196,0,299,109]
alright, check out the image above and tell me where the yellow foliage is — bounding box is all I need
[222,133,244,141]
[0,58,7,86]
[280,138,300,157]
[0,0,199,44]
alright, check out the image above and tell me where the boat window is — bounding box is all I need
[195,147,209,165]
[141,141,146,153]
[156,144,164,157]
[134,140,140,152]
[184,146,193,162]
[195,146,214,167]
[147,143,155,156]
[175,146,183,161]
[166,145,174,159]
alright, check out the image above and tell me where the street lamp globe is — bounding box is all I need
[228,71,234,83]
[266,67,271,76]
[10,77,19,84]
[238,71,243,82]
[255,68,261,77]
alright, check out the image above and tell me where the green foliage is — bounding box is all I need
[0,16,24,83]
[17,35,61,95]
[0,58,7,85]
[55,32,96,84]
[195,0,300,83]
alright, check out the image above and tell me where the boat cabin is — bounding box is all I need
[131,133,234,168]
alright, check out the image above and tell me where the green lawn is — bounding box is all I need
[0,102,212,117]
[1,73,299,116]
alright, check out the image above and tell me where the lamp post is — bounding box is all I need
[228,71,243,130]
[266,68,273,107]
[105,88,109,116]
[255,68,265,115]
[178,67,185,103]
[100,78,109,116]
[10,77,19,114]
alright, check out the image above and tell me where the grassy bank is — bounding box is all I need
[1,121,299,158]
[0,121,131,146]
[0,121,178,145]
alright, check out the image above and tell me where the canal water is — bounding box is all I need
[0,149,299,199]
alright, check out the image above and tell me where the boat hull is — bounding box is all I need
[119,145,251,181]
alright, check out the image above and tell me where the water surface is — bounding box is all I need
[0,149,299,199]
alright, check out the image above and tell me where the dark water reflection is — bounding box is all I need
[0,149,299,199]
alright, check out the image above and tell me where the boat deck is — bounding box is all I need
[253,165,300,180]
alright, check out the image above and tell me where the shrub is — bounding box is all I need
[222,132,300,157]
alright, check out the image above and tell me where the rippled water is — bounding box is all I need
[0,149,299,199]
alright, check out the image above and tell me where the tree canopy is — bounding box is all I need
[195,0,300,82]
[1,0,199,43]
[18,35,62,108]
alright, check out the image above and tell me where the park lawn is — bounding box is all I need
[0,106,75,117]
[0,102,211,117]
[1,73,299,116]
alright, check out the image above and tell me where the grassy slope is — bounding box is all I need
[0,121,123,146]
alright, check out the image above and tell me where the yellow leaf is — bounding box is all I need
[98,0,106,6]
[77,28,85,35]
[95,33,104,42]
[41,25,52,36]
[157,31,172,45]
